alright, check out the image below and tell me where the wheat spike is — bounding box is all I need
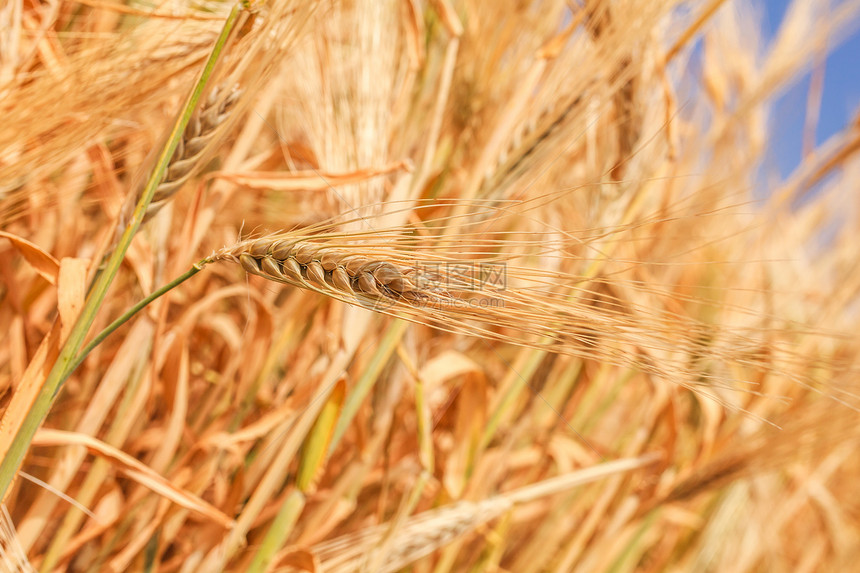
[228,237,444,307]
[142,85,241,220]
[272,455,658,573]
[212,229,749,399]
[480,92,584,199]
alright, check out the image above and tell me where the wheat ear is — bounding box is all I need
[228,238,439,304]
[294,455,658,573]
[144,85,240,219]
[218,233,705,390]
[216,227,860,405]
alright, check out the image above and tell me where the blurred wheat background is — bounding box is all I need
[1,0,860,571]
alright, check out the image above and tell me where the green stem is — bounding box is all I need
[66,262,209,379]
[0,3,246,499]
[245,490,306,573]
[329,319,410,454]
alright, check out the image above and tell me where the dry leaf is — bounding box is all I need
[0,231,60,285]
[214,160,412,191]
[58,258,89,342]
[32,429,234,528]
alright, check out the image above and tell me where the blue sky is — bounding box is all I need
[761,0,860,177]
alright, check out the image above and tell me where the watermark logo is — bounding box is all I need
[355,261,508,312]
[412,261,507,310]
[415,261,507,291]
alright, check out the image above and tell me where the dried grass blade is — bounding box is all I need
[0,231,60,285]
[31,429,234,528]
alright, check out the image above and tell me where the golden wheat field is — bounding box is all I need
[1,0,860,571]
